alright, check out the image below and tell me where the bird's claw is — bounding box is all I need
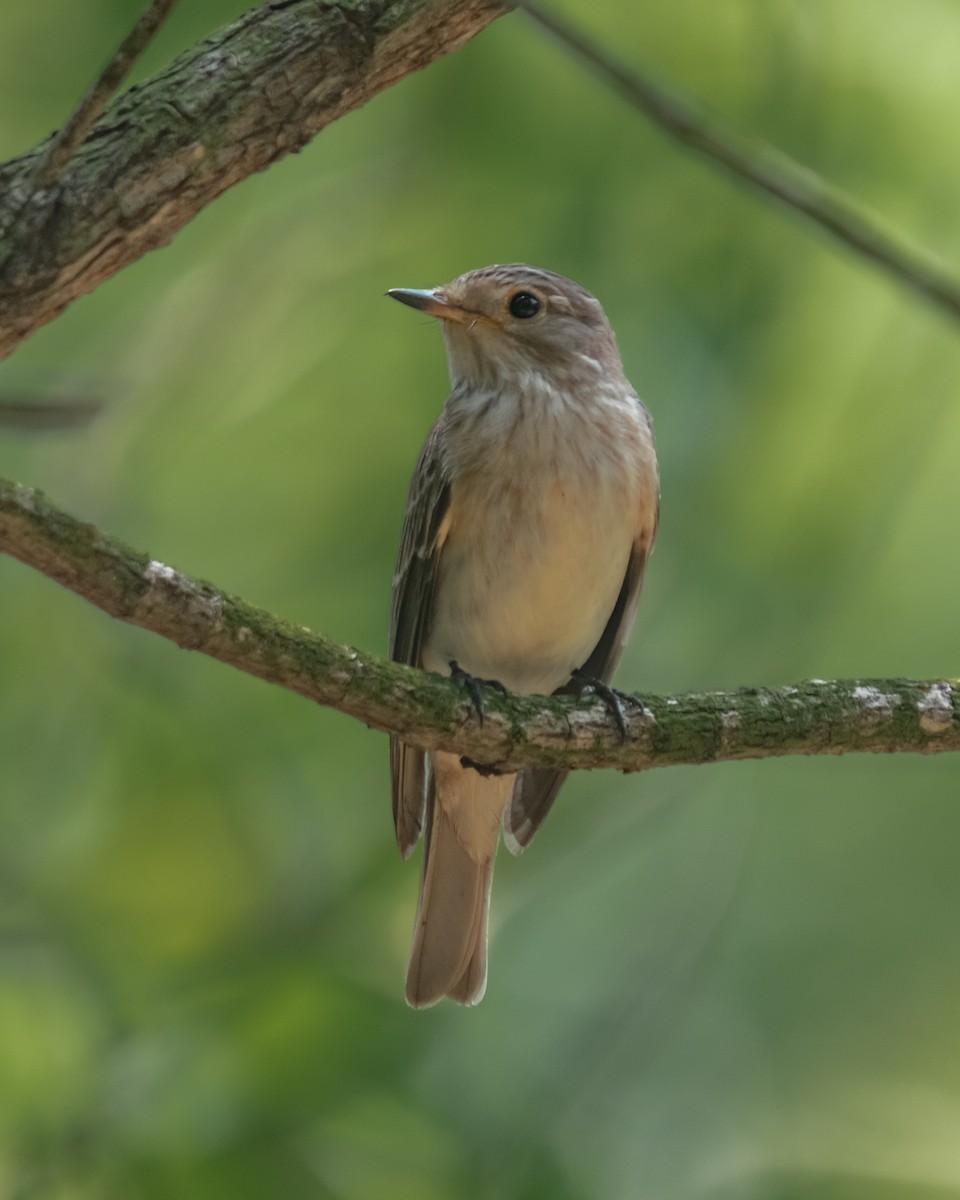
[449,659,507,729]
[459,755,505,777]
[571,669,638,743]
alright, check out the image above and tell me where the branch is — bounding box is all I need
[1,477,957,773]
[0,394,103,431]
[518,1,960,326]
[34,0,180,189]
[0,0,506,361]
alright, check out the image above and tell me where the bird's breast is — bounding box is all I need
[421,385,656,695]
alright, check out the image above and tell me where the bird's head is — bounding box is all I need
[388,264,623,389]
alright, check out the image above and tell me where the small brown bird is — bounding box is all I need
[388,264,659,1007]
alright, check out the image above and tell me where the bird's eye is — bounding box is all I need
[508,291,541,319]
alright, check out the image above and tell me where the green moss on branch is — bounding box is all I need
[2,477,958,775]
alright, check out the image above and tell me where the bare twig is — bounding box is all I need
[517,0,960,325]
[0,395,103,431]
[34,0,180,189]
[1,477,957,773]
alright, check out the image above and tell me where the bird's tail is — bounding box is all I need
[405,755,511,1007]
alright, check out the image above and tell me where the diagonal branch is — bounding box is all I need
[1,476,957,773]
[4,0,960,374]
[0,0,506,362]
[34,0,180,189]
[518,1,960,326]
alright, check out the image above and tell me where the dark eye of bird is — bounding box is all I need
[508,291,541,319]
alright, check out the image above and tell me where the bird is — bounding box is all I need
[387,264,659,1007]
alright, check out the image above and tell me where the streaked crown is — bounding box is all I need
[389,264,625,387]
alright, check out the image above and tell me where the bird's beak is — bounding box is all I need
[387,288,468,324]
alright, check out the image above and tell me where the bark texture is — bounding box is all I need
[0,0,506,361]
[2,477,958,774]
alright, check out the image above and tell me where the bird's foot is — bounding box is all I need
[571,669,639,743]
[449,660,509,777]
[449,660,507,729]
[459,755,506,778]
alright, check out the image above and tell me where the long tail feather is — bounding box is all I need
[405,753,511,1008]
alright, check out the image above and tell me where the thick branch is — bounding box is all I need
[1,477,958,773]
[0,0,506,361]
[5,0,960,372]
[519,1,960,326]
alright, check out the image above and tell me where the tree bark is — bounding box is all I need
[0,0,506,361]
[2,477,957,774]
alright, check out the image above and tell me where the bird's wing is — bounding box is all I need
[389,418,450,857]
[504,531,657,855]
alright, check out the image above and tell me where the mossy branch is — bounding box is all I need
[0,0,505,361]
[2,476,958,773]
[3,0,960,375]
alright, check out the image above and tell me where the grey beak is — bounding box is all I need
[387,288,468,323]
[387,288,439,312]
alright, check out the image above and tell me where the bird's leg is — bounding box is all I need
[449,660,509,776]
[570,669,640,743]
[449,660,508,728]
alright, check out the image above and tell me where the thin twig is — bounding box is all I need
[0,477,957,772]
[517,0,960,324]
[0,395,104,431]
[34,0,180,189]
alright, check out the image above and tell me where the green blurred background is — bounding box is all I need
[2,1,960,1196]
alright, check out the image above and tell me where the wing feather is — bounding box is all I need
[389,418,450,857]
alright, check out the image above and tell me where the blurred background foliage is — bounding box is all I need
[2,0,960,1196]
